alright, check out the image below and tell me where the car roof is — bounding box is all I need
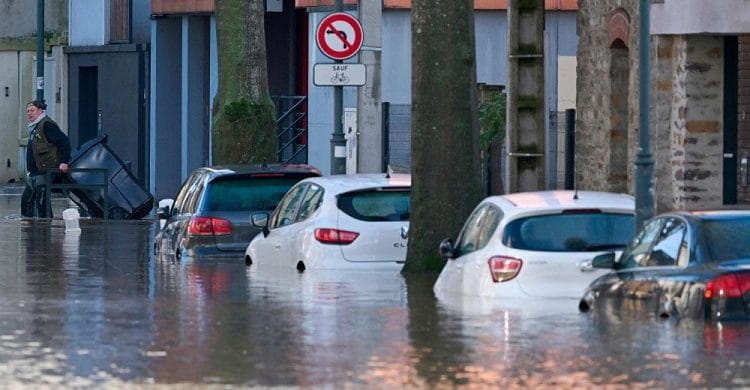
[196,163,321,180]
[483,190,635,218]
[663,209,750,221]
[300,173,411,194]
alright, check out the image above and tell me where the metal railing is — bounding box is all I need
[42,168,109,220]
[273,95,308,164]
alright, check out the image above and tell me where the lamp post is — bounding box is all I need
[36,0,45,101]
[635,0,655,228]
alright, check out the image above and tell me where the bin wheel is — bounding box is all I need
[108,207,128,219]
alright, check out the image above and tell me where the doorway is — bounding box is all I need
[78,66,99,147]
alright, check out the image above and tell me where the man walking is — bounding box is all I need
[22,100,72,218]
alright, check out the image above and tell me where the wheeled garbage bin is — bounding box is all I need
[67,134,153,219]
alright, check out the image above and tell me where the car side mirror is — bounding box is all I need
[591,252,617,269]
[438,238,456,260]
[251,212,270,237]
[156,198,174,220]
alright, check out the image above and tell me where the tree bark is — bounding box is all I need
[213,0,277,165]
[404,0,483,272]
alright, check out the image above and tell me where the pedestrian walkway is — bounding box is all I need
[0,182,24,195]
[0,182,100,220]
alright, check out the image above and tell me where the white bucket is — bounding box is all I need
[62,208,81,232]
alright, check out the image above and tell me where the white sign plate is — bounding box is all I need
[313,64,366,86]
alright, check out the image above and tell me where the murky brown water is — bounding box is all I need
[0,189,749,388]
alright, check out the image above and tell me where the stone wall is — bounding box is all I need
[578,1,745,210]
[575,0,639,192]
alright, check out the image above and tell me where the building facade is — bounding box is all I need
[0,0,69,183]
[576,0,750,211]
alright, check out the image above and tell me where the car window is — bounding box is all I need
[502,212,634,252]
[172,172,202,214]
[337,188,410,222]
[702,217,750,262]
[455,204,502,257]
[270,183,309,228]
[295,184,324,222]
[203,176,302,212]
[618,218,663,269]
[184,179,206,213]
[643,218,686,267]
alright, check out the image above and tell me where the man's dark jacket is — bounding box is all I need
[26,117,72,175]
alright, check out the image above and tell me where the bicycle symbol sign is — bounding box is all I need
[316,12,364,60]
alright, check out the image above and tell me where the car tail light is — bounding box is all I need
[487,256,523,283]
[188,216,233,236]
[705,273,750,299]
[314,228,359,245]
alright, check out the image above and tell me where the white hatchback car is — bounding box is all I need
[433,191,635,299]
[245,173,410,271]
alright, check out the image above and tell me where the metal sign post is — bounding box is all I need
[36,0,44,101]
[316,5,364,174]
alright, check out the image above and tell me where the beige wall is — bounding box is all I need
[0,52,21,182]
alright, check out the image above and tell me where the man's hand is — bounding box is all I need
[59,163,69,173]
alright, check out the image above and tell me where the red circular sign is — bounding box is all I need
[316,12,364,61]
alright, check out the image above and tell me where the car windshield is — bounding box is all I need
[702,217,750,262]
[203,176,301,212]
[502,212,635,252]
[337,188,410,222]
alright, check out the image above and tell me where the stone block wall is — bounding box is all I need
[680,36,724,209]
[578,1,743,211]
[575,0,639,192]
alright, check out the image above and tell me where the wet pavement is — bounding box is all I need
[0,188,749,388]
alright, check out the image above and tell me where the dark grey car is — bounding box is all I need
[154,164,320,260]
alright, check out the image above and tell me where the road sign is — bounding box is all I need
[316,12,364,60]
[313,63,366,86]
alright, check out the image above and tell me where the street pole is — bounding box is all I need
[635,0,655,228]
[36,0,45,101]
[330,0,346,174]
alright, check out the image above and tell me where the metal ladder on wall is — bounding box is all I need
[273,96,308,164]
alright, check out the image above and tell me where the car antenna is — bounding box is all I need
[573,188,579,200]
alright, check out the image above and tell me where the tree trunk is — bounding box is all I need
[404,0,483,273]
[213,0,277,165]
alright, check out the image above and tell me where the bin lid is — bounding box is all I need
[71,134,109,165]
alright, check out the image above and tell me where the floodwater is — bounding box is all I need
[0,189,749,388]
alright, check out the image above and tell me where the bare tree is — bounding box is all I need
[213,0,277,164]
[404,0,483,272]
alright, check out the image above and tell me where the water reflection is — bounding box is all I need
[0,215,748,387]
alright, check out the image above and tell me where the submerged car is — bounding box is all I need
[245,173,410,271]
[434,191,635,299]
[154,164,321,260]
[579,210,750,321]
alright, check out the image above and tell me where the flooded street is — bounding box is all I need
[0,189,749,388]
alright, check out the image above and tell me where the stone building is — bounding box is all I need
[576,0,750,211]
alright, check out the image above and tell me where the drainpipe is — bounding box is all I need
[36,0,45,101]
[635,0,655,228]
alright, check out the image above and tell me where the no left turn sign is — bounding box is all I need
[316,12,364,61]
